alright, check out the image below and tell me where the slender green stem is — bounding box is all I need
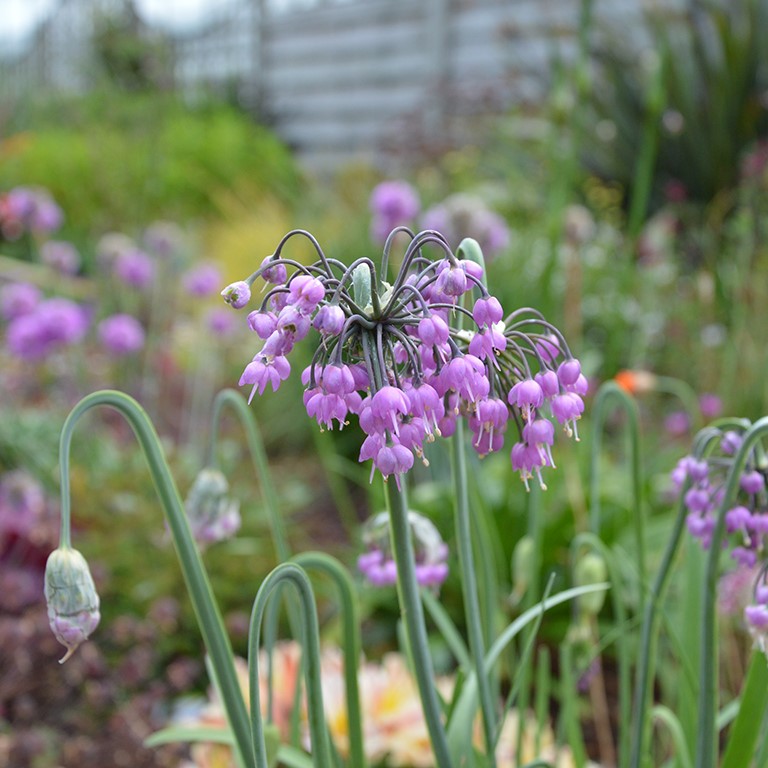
[570,532,630,768]
[629,428,725,768]
[248,563,332,768]
[206,388,291,563]
[696,417,768,768]
[57,390,255,768]
[385,479,454,768]
[293,552,366,768]
[589,381,646,607]
[451,420,497,764]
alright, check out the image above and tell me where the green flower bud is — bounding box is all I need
[184,468,241,546]
[574,552,608,616]
[44,547,101,663]
[510,535,535,602]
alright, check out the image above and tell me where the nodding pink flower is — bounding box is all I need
[523,418,555,466]
[260,255,288,285]
[557,359,581,387]
[469,397,508,456]
[417,313,450,347]
[725,505,752,533]
[374,443,414,488]
[398,417,427,456]
[239,355,291,401]
[407,382,444,436]
[276,306,311,341]
[745,604,768,629]
[359,432,385,464]
[248,310,278,339]
[183,262,222,297]
[222,281,251,309]
[686,512,714,542]
[468,326,506,363]
[732,547,758,568]
[511,441,549,491]
[535,369,560,398]
[460,259,485,281]
[740,471,765,495]
[684,487,711,514]
[304,390,348,430]
[435,261,468,298]
[472,296,503,327]
[551,392,584,437]
[371,386,411,435]
[721,431,743,455]
[565,373,589,397]
[536,335,561,364]
[508,379,544,419]
[98,314,145,356]
[288,274,325,314]
[438,354,489,404]
[261,329,295,358]
[313,304,345,336]
[320,363,356,395]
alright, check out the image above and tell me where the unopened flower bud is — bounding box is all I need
[511,535,535,602]
[184,468,241,546]
[44,547,101,663]
[221,281,251,309]
[574,552,608,616]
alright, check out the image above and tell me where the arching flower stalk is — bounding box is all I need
[223,228,586,491]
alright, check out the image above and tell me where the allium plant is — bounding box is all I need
[221,227,585,766]
[46,230,593,768]
[225,228,585,492]
[672,426,768,651]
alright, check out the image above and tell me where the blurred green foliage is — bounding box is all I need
[1,91,301,238]
[583,0,768,207]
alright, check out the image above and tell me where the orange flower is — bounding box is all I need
[614,369,657,395]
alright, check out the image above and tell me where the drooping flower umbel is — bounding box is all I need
[223,229,585,489]
[672,423,768,652]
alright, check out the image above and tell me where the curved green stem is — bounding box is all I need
[248,563,332,768]
[205,388,290,563]
[589,381,646,606]
[570,531,630,768]
[57,390,254,768]
[385,479,454,768]
[451,419,497,764]
[696,416,768,768]
[293,552,366,768]
[628,428,723,768]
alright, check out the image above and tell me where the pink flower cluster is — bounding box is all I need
[224,229,585,489]
[0,186,63,240]
[672,426,768,648]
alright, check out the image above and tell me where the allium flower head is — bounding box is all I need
[6,297,89,360]
[40,240,81,275]
[98,313,145,356]
[672,420,768,655]
[183,262,223,297]
[114,248,155,289]
[369,181,421,244]
[358,510,449,589]
[184,468,241,545]
[420,194,510,258]
[225,229,583,489]
[0,186,63,238]
[44,546,101,663]
[0,281,42,320]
